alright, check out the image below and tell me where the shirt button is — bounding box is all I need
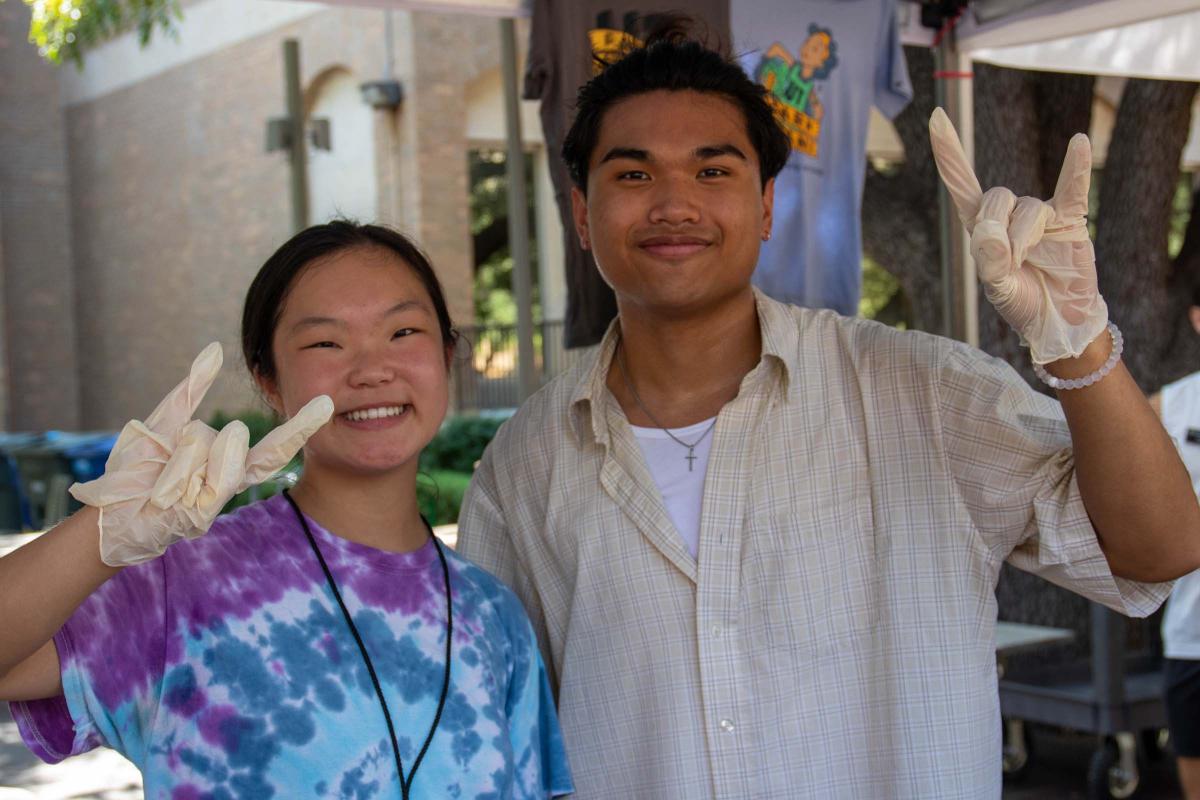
[711,624,723,638]
[719,718,736,733]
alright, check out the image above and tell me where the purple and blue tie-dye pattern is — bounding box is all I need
[11,494,572,799]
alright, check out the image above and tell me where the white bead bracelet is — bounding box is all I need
[1032,322,1123,391]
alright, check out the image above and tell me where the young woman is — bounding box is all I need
[0,222,572,799]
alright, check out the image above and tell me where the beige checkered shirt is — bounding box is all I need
[457,290,1169,799]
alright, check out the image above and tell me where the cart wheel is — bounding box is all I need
[1001,719,1033,783]
[1140,728,1167,764]
[1087,739,1139,800]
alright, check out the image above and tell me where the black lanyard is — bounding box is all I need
[283,490,452,800]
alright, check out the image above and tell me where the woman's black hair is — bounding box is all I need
[242,220,456,384]
[561,15,790,193]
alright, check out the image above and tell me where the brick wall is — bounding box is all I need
[64,7,482,428]
[0,2,81,430]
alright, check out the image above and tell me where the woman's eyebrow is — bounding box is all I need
[383,300,431,317]
[289,316,344,334]
[289,300,431,334]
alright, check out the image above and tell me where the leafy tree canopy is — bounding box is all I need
[9,0,180,65]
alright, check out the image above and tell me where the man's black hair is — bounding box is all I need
[561,16,790,193]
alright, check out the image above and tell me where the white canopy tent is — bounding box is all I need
[930,0,1200,343]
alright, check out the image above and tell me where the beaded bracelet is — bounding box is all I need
[1032,322,1123,391]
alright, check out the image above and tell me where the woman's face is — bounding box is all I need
[262,245,450,478]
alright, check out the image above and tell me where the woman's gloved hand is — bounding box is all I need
[69,343,333,566]
[929,107,1109,365]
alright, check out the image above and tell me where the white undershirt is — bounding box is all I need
[630,417,716,560]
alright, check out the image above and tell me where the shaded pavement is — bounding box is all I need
[0,704,140,799]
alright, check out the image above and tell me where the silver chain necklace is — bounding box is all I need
[615,339,717,472]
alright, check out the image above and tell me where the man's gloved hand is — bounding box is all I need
[70,343,333,566]
[929,107,1109,365]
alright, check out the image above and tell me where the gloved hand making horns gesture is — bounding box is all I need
[929,107,1109,365]
[70,343,333,567]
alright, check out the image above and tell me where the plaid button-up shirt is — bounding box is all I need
[457,289,1168,799]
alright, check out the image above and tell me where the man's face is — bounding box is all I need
[800,34,830,72]
[571,90,774,319]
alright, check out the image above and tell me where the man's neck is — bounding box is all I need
[608,289,762,428]
[287,463,428,554]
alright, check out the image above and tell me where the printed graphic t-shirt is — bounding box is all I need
[734,0,912,315]
[11,495,572,799]
[525,0,730,348]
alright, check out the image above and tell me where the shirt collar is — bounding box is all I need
[568,287,797,446]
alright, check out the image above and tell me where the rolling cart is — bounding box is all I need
[999,604,1167,800]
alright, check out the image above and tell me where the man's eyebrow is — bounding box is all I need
[599,147,650,164]
[288,300,430,334]
[695,144,748,161]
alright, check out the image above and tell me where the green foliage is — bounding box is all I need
[419,414,508,474]
[469,148,541,326]
[15,0,181,65]
[209,408,298,515]
[417,469,473,525]
[1088,168,1192,259]
[1169,172,1196,260]
[859,256,907,328]
[209,408,282,450]
[208,410,501,522]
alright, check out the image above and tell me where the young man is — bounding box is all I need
[457,31,1200,799]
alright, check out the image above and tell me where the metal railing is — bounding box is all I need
[452,320,591,411]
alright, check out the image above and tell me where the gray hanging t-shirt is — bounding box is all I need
[525,1,730,348]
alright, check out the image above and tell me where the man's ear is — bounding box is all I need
[570,186,591,250]
[761,176,776,239]
[1189,306,1200,336]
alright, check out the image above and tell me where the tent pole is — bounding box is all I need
[934,35,978,347]
[500,17,538,403]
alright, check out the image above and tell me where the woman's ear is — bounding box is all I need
[444,329,460,372]
[255,371,285,417]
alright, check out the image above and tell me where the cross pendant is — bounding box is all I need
[685,447,697,472]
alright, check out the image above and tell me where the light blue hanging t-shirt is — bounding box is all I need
[11,494,573,799]
[734,0,913,315]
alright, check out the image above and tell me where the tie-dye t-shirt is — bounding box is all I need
[11,495,572,799]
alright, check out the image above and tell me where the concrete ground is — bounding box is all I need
[1002,724,1183,799]
[0,704,141,800]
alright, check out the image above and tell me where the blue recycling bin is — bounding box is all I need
[0,432,119,530]
[54,431,119,483]
[0,433,46,530]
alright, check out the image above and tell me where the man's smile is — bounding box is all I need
[637,234,713,260]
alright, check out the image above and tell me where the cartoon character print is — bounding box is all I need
[755,24,839,158]
[587,10,678,74]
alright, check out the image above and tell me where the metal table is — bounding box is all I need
[998,606,1166,799]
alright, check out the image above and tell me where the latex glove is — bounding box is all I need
[70,343,333,566]
[929,107,1109,364]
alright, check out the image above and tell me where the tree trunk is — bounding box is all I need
[1159,181,1200,386]
[862,46,943,333]
[864,56,1199,667]
[1095,78,1199,390]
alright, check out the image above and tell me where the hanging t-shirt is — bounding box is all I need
[733,0,912,315]
[11,494,573,799]
[525,0,730,348]
[1160,371,1200,660]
